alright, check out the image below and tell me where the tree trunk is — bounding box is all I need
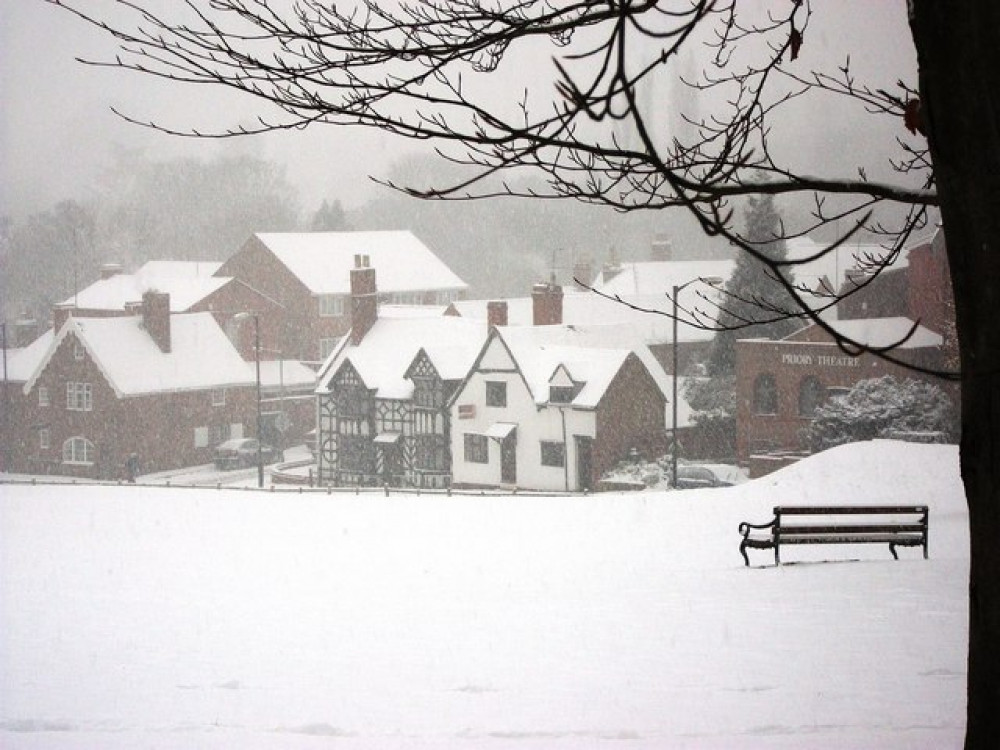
[910,2,1000,746]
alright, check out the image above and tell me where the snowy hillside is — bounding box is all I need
[0,440,969,748]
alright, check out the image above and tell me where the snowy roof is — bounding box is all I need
[590,259,735,297]
[786,316,943,350]
[24,313,254,397]
[785,235,937,294]
[316,314,488,400]
[253,231,468,296]
[3,329,55,383]
[450,287,721,344]
[494,324,672,407]
[257,360,318,390]
[61,260,229,312]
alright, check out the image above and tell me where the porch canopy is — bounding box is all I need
[374,432,402,445]
[485,422,518,440]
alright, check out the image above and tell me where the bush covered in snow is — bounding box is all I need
[806,375,957,452]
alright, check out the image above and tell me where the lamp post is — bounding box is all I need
[671,277,723,489]
[234,312,264,488]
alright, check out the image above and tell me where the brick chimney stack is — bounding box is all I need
[100,262,124,280]
[142,290,172,353]
[14,312,39,347]
[572,258,594,290]
[650,234,672,261]
[52,304,76,333]
[350,254,377,345]
[487,301,509,328]
[532,282,563,326]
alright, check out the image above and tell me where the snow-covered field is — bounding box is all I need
[0,440,969,749]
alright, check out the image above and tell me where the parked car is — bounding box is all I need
[213,438,283,470]
[675,463,747,489]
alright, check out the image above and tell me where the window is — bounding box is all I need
[549,385,575,404]
[540,441,566,467]
[39,428,50,450]
[318,295,345,317]
[753,374,778,415]
[212,388,226,407]
[74,341,85,361]
[319,338,340,359]
[339,435,373,472]
[464,433,488,463]
[38,386,50,407]
[486,381,507,407]
[415,434,448,470]
[194,426,209,448]
[798,376,827,417]
[66,382,93,411]
[62,436,95,464]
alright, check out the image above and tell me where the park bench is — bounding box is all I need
[738,505,929,566]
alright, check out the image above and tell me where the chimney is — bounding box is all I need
[572,258,594,290]
[532,282,563,326]
[601,247,622,284]
[100,262,124,280]
[487,300,509,328]
[14,312,39,347]
[52,303,76,333]
[350,254,377,345]
[650,234,672,261]
[142,290,172,353]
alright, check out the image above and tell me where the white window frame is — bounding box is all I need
[62,436,95,465]
[212,387,226,406]
[39,428,50,450]
[73,341,85,361]
[38,386,50,407]
[318,294,346,317]
[66,382,93,411]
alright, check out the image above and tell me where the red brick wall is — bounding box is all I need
[594,354,668,482]
[216,236,341,361]
[735,338,944,466]
[10,334,257,479]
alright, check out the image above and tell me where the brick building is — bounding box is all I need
[5,292,261,479]
[216,231,468,362]
[734,228,956,474]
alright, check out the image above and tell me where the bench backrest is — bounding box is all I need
[774,505,928,516]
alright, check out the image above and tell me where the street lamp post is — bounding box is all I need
[234,312,264,488]
[671,277,723,489]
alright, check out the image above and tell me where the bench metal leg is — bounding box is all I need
[889,542,899,560]
[740,542,750,567]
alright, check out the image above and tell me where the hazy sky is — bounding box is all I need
[1,1,918,221]
[0,0,413,219]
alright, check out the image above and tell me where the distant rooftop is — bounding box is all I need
[253,231,468,296]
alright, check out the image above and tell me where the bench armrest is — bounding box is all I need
[738,518,776,537]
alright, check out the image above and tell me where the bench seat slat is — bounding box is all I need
[779,523,926,535]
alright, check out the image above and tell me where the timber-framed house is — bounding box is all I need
[315,303,487,489]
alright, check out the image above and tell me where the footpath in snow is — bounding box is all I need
[0,440,969,749]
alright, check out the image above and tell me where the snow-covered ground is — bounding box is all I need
[0,440,969,748]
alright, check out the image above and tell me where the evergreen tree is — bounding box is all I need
[310,199,350,231]
[705,194,801,377]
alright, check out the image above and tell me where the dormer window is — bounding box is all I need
[549,385,576,404]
